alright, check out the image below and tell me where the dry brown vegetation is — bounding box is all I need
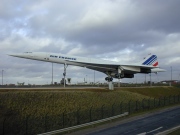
[0,86,180,134]
[0,86,180,118]
[0,88,148,118]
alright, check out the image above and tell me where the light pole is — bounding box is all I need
[94,71,95,85]
[2,70,4,85]
[150,73,152,87]
[86,75,87,84]
[170,66,172,86]
[52,63,53,85]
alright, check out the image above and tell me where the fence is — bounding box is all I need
[1,95,180,135]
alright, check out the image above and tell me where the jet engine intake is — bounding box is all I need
[123,74,134,78]
[140,68,151,73]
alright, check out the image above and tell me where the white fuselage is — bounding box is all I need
[9,52,166,79]
[11,52,125,67]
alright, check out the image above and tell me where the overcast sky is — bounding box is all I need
[0,0,180,85]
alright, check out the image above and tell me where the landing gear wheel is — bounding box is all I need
[105,77,113,82]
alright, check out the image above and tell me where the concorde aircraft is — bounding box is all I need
[9,52,165,82]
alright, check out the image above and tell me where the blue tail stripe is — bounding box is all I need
[146,56,157,65]
[148,58,156,65]
[142,56,152,65]
[146,57,157,65]
[150,57,157,64]
[144,55,155,65]
[143,55,156,65]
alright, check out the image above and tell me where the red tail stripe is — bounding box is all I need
[153,62,158,67]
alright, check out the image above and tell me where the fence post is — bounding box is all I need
[62,110,66,128]
[89,106,92,122]
[136,100,138,111]
[169,95,171,104]
[2,118,6,135]
[178,95,180,102]
[154,98,156,108]
[120,102,123,114]
[158,97,161,107]
[76,108,80,125]
[26,115,29,135]
[142,98,145,110]
[101,105,104,119]
[174,95,176,104]
[148,98,151,109]
[128,100,131,114]
[44,113,48,132]
[112,103,115,116]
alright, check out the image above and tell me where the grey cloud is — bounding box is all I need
[1,0,180,84]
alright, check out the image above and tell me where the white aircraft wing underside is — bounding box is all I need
[66,60,156,74]
[8,52,165,79]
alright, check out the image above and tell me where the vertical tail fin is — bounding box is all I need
[142,54,158,67]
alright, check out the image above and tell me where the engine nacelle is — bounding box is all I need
[123,74,134,78]
[140,68,151,73]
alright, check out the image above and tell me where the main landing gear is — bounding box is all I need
[105,77,114,90]
[63,63,68,88]
[105,77,113,82]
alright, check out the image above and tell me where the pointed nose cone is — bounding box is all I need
[7,53,31,59]
[8,53,23,57]
[8,53,17,57]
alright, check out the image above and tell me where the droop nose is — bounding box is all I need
[8,52,32,58]
[8,53,23,57]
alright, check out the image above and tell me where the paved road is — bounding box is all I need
[83,106,180,135]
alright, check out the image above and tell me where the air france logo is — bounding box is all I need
[50,55,77,61]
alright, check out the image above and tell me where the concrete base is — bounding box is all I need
[118,79,121,87]
[109,82,114,90]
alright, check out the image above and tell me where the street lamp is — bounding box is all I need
[86,75,87,83]
[52,63,53,85]
[170,66,172,86]
[94,71,95,85]
[150,73,152,87]
[2,70,4,85]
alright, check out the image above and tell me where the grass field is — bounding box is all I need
[0,86,180,118]
[0,86,180,134]
[0,88,147,118]
[168,128,180,135]
[116,86,180,98]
